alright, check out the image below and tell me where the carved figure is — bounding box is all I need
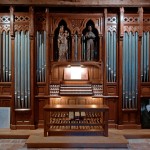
[58,25,69,61]
[85,25,96,61]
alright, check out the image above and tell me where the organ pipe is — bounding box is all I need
[123,32,138,109]
[3,31,6,82]
[141,32,150,82]
[106,31,117,82]
[81,34,86,60]
[74,32,78,61]
[14,31,30,109]
[8,31,11,81]
[36,31,46,82]
[0,31,11,82]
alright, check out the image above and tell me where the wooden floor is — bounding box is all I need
[0,128,150,148]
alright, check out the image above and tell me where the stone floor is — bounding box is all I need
[0,138,150,150]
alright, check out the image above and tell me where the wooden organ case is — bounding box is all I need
[0,1,150,130]
[46,13,108,136]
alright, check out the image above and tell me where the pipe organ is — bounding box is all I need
[0,1,150,130]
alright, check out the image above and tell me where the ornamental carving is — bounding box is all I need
[14,24,29,31]
[143,17,150,24]
[124,26,140,33]
[124,17,138,24]
[107,25,117,32]
[35,24,46,31]
[143,26,150,32]
[107,17,117,24]
[35,13,46,23]
[35,13,46,30]
[15,15,30,22]
[0,16,10,23]
[0,24,10,33]
[69,19,84,29]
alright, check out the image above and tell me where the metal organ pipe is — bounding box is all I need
[21,31,25,108]
[81,34,85,60]
[131,32,135,108]
[1,31,11,82]
[24,32,28,108]
[128,32,131,108]
[17,31,21,108]
[36,31,39,81]
[123,32,138,109]
[27,31,30,108]
[106,31,117,82]
[3,31,6,82]
[74,33,78,61]
[14,31,30,109]
[39,32,42,82]
[146,32,149,81]
[135,32,138,108]
[108,31,111,81]
[36,31,46,82]
[5,32,9,82]
[9,31,11,81]
[113,31,116,82]
[14,32,18,108]
[123,32,126,108]
[141,32,150,82]
[43,31,46,81]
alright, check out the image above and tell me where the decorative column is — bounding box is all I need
[118,7,124,125]
[29,6,35,128]
[10,6,15,128]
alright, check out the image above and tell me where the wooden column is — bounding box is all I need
[118,7,124,125]
[49,14,53,62]
[137,7,143,125]
[45,8,50,104]
[10,6,15,128]
[103,8,107,96]
[29,6,35,128]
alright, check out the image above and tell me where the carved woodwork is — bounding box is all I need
[0,3,150,130]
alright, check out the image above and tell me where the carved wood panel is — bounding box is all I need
[14,13,30,31]
[51,65,102,83]
[0,13,10,33]
[143,14,150,32]
[50,13,103,35]
[50,97,103,105]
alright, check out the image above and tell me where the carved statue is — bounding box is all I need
[85,25,96,61]
[58,25,69,61]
